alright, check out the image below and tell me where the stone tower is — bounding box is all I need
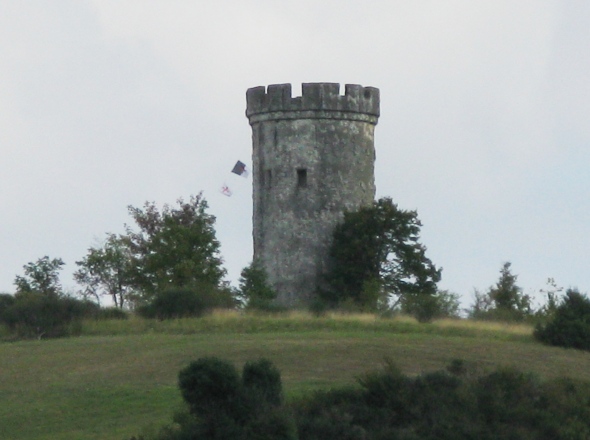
[246,83,380,307]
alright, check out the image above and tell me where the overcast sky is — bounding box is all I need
[1,1,589,308]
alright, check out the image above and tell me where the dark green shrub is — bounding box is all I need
[242,358,283,408]
[95,306,129,320]
[534,289,590,350]
[178,357,242,418]
[294,387,369,440]
[0,293,15,320]
[137,283,233,320]
[357,361,414,423]
[1,292,99,339]
[245,407,298,440]
[400,290,461,322]
[475,368,543,436]
[136,358,590,440]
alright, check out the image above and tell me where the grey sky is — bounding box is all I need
[1,1,589,307]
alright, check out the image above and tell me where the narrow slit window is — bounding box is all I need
[297,168,307,188]
[265,169,272,188]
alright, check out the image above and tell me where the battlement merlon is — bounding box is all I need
[246,83,380,125]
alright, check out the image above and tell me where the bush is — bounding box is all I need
[242,358,283,408]
[0,292,99,339]
[141,357,292,440]
[136,283,234,320]
[400,290,461,322]
[178,357,242,418]
[95,306,129,320]
[0,293,15,318]
[534,289,590,350]
[137,358,590,440]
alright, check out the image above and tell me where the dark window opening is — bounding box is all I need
[265,169,272,188]
[297,168,307,188]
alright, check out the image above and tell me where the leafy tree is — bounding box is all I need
[490,262,530,312]
[122,193,226,300]
[534,288,590,351]
[468,262,532,322]
[74,234,135,308]
[400,289,461,322]
[323,197,441,311]
[238,261,278,311]
[14,256,65,297]
[535,278,564,322]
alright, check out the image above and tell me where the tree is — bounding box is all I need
[534,289,590,350]
[238,261,278,311]
[323,197,441,311]
[14,256,65,297]
[74,234,135,308]
[468,262,532,321]
[535,278,564,322]
[122,193,226,300]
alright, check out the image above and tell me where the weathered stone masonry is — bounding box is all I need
[246,83,380,307]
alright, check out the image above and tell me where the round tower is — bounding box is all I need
[246,83,380,307]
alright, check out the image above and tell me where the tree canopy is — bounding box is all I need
[469,262,532,322]
[237,261,278,311]
[323,197,441,310]
[74,234,134,308]
[123,193,225,299]
[14,256,65,297]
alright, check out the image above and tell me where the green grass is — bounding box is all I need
[2,313,590,439]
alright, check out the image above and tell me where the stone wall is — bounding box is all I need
[246,83,380,307]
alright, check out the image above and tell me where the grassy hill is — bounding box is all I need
[2,311,590,440]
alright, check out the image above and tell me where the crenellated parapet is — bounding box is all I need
[246,83,380,125]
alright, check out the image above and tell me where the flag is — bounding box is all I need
[220,183,232,197]
[231,160,249,177]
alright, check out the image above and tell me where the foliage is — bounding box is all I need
[1,291,99,339]
[160,357,294,440]
[138,357,590,440]
[323,197,441,311]
[178,357,242,419]
[242,358,283,408]
[0,293,15,319]
[122,194,226,300]
[534,278,564,322]
[14,256,65,297]
[95,306,129,320]
[534,288,590,351]
[468,262,533,322]
[0,256,99,339]
[74,234,135,308]
[238,261,279,311]
[296,361,590,439]
[400,289,461,322]
[136,283,235,320]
